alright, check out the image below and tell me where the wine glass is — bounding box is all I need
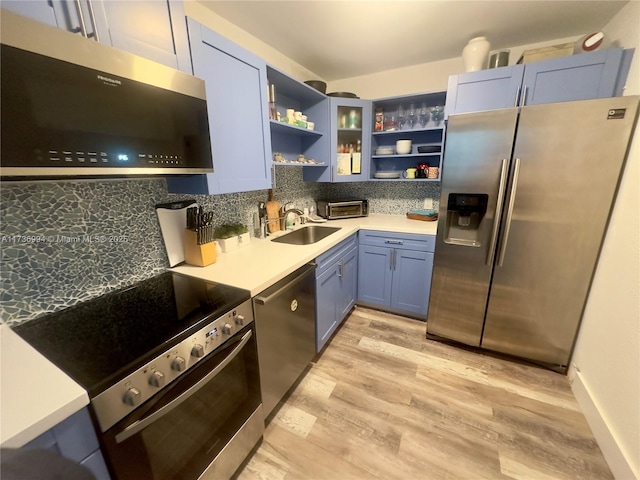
[397,105,406,130]
[430,105,444,126]
[407,103,416,129]
[418,103,430,127]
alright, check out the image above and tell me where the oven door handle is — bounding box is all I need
[114,330,253,444]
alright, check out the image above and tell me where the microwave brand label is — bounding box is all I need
[97,74,122,86]
[607,108,626,119]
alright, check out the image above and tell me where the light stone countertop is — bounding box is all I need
[172,214,438,296]
[0,323,89,448]
[0,214,435,449]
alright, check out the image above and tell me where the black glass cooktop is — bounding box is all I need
[13,272,250,396]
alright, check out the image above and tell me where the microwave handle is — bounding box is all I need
[114,330,253,444]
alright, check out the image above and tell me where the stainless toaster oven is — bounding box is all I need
[316,199,368,219]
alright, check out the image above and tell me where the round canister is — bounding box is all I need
[489,50,510,68]
[428,166,439,179]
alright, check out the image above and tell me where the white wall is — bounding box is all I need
[184,1,323,82]
[567,2,640,479]
[327,36,581,98]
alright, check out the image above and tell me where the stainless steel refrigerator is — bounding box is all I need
[426,96,638,372]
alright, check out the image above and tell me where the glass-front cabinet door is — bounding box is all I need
[330,98,371,183]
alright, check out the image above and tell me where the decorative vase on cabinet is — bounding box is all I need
[462,37,491,72]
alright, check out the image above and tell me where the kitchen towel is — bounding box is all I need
[155,200,197,267]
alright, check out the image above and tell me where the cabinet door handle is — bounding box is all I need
[74,0,88,37]
[384,239,403,245]
[520,85,528,107]
[514,86,521,108]
[338,260,344,278]
[86,0,100,42]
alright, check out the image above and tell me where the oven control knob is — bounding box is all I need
[222,323,233,335]
[234,314,245,326]
[171,356,186,372]
[149,371,165,388]
[191,344,205,358]
[123,387,141,407]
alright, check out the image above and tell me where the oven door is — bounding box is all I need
[99,325,263,480]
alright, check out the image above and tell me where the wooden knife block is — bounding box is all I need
[184,229,216,267]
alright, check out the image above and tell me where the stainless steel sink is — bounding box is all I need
[271,226,341,245]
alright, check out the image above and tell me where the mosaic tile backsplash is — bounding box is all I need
[1,168,439,325]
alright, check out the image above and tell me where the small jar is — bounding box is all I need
[384,114,397,131]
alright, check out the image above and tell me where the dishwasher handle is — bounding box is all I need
[253,263,316,306]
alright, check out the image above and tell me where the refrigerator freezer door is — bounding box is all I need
[427,108,519,345]
[482,96,639,367]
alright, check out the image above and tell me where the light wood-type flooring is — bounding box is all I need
[236,306,612,480]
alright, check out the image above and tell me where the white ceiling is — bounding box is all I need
[198,0,630,81]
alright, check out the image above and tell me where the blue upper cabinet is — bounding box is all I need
[520,48,632,106]
[304,98,372,183]
[446,48,634,116]
[91,0,192,73]
[267,66,330,170]
[370,91,446,182]
[2,0,192,73]
[1,1,59,26]
[445,65,525,116]
[167,18,272,195]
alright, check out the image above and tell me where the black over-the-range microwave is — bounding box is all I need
[0,9,213,179]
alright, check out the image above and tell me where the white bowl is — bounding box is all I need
[396,140,412,155]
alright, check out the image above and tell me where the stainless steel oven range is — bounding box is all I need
[13,272,263,480]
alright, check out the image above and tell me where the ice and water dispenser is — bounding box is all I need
[443,193,488,246]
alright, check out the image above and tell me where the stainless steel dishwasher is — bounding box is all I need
[253,263,317,419]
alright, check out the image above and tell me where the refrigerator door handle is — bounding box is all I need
[497,158,521,267]
[486,158,510,266]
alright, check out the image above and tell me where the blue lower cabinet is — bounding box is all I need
[338,247,358,320]
[358,231,435,318]
[357,245,393,306]
[391,249,434,316]
[80,449,111,480]
[316,266,340,352]
[315,235,358,352]
[24,407,110,479]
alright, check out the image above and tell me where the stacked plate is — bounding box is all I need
[373,171,400,179]
[375,147,394,155]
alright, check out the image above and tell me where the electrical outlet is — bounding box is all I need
[423,198,434,209]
